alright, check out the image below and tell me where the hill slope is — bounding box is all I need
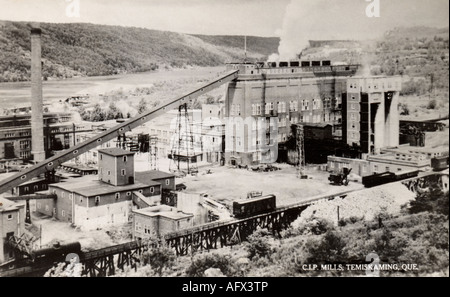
[0,21,280,82]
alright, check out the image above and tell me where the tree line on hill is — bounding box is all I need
[0,21,279,82]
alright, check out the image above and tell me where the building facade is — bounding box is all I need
[0,113,93,167]
[224,61,402,166]
[0,198,25,266]
[132,205,193,240]
[36,148,163,230]
[344,77,402,155]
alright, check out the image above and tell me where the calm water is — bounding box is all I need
[0,66,225,109]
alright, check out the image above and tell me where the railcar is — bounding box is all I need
[233,195,276,219]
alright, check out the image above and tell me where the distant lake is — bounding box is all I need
[0,66,225,109]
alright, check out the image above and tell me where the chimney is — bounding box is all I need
[30,23,45,162]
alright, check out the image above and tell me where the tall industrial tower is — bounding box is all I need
[169,104,198,175]
[30,23,45,162]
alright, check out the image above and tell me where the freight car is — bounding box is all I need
[431,156,449,171]
[233,195,276,219]
[362,170,420,188]
[30,241,82,264]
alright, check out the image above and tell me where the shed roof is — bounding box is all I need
[50,175,160,197]
[134,205,193,220]
[135,170,175,182]
[98,148,135,157]
[0,197,24,212]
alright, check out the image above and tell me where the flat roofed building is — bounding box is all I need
[135,170,176,191]
[36,147,166,230]
[98,148,135,186]
[224,62,402,166]
[132,204,193,240]
[37,175,162,230]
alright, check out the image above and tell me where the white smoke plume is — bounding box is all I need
[271,0,389,62]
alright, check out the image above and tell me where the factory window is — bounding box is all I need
[61,210,65,217]
[7,214,13,220]
[69,193,73,200]
[302,100,309,111]
[256,104,262,115]
[123,156,127,162]
[165,179,170,186]
[121,169,126,176]
[95,196,100,206]
[100,154,102,160]
[150,187,154,193]
[313,99,320,110]
[236,104,241,116]
[107,170,111,176]
[79,197,83,203]
[115,193,120,200]
[45,205,49,212]
[34,185,39,191]
[61,192,65,198]
[289,101,295,112]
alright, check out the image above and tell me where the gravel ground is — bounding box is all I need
[294,181,416,226]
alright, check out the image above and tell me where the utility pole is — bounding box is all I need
[244,36,247,62]
[296,124,307,179]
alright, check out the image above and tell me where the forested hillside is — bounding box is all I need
[0,21,279,82]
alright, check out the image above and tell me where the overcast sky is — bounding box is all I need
[0,0,448,37]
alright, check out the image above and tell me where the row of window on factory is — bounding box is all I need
[229,98,338,117]
[348,80,399,91]
[232,114,340,135]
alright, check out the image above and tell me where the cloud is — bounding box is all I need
[272,0,449,60]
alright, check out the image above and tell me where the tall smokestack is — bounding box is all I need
[30,23,45,162]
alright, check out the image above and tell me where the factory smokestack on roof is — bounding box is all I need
[30,23,45,162]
